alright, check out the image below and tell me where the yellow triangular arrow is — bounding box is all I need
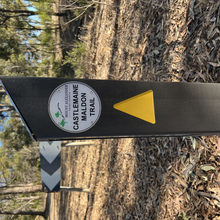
[113,90,156,124]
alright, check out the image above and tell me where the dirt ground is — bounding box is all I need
[48,138,220,220]
[47,0,220,219]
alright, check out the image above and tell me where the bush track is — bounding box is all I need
[48,0,220,219]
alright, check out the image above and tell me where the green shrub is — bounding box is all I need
[62,41,86,78]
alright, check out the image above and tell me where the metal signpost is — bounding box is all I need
[1,76,220,191]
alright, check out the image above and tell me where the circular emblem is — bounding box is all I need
[48,81,101,133]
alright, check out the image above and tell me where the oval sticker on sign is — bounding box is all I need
[48,82,101,133]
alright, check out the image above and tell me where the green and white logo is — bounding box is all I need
[55,111,68,127]
[48,81,101,133]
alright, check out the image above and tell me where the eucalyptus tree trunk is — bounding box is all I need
[0,90,6,95]
[0,185,42,195]
[0,210,45,216]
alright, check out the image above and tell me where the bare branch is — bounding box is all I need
[0,16,10,26]
[15,198,36,212]
[18,196,40,200]
[0,9,35,15]
[0,107,15,112]
[65,2,94,25]
[59,0,79,9]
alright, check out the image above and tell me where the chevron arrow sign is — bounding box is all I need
[40,141,61,192]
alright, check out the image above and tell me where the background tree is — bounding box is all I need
[0,0,63,78]
[0,146,43,220]
[0,0,94,218]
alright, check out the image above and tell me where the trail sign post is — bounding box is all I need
[1,76,220,141]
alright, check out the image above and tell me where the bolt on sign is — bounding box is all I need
[1,76,220,141]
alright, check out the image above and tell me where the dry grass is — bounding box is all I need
[48,0,220,219]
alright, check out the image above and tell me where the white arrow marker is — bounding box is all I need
[40,141,61,164]
[41,168,61,191]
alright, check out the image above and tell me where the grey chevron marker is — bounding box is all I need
[40,142,61,164]
[41,168,61,191]
[42,181,60,192]
[40,141,61,192]
[40,153,60,175]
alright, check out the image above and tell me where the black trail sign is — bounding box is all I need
[1,76,220,141]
